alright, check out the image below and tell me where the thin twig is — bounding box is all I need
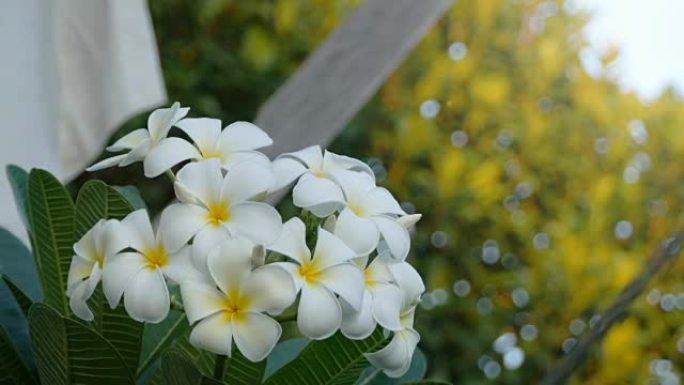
[540,234,684,385]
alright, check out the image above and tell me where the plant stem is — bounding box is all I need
[213,354,227,380]
[275,313,297,323]
[540,234,684,385]
[165,169,176,183]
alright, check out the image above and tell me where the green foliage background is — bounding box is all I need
[78,0,684,383]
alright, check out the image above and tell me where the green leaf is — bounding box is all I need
[74,180,134,237]
[265,329,388,385]
[6,165,30,230]
[138,310,189,376]
[0,326,36,385]
[27,169,74,315]
[401,382,451,385]
[28,303,135,385]
[1,275,33,318]
[355,349,427,385]
[160,351,224,385]
[0,226,42,367]
[74,180,142,374]
[112,185,147,210]
[223,349,266,385]
[264,338,309,379]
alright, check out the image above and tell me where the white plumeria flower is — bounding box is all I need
[332,170,409,260]
[340,254,403,340]
[144,118,273,177]
[102,209,199,323]
[67,219,127,321]
[159,159,281,272]
[269,217,364,340]
[365,262,425,378]
[181,238,296,362]
[87,102,190,176]
[271,145,375,217]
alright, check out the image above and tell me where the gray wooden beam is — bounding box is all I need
[255,0,452,157]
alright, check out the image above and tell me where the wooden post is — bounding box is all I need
[255,0,452,157]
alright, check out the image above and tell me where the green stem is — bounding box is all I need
[165,169,176,183]
[275,313,297,323]
[213,354,227,380]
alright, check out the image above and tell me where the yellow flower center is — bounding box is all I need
[94,253,105,268]
[221,293,250,322]
[298,260,322,284]
[202,147,224,161]
[364,267,376,288]
[207,201,230,227]
[348,201,366,217]
[143,244,168,269]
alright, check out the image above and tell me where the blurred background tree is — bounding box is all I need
[79,0,684,383]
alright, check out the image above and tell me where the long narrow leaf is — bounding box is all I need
[74,180,142,374]
[1,275,33,318]
[29,303,135,385]
[223,350,266,385]
[265,329,387,385]
[28,169,74,315]
[0,326,36,385]
[138,310,189,376]
[161,351,224,385]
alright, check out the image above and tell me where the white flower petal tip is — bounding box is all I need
[397,214,422,229]
[365,329,420,378]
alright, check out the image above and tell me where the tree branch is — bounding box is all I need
[540,234,684,385]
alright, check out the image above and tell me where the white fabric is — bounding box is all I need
[0,0,166,244]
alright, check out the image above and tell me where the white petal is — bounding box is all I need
[69,281,95,321]
[222,150,272,172]
[102,252,145,308]
[331,170,375,205]
[174,159,223,206]
[218,121,273,151]
[372,216,410,261]
[226,202,282,245]
[364,329,420,378]
[191,225,230,274]
[180,280,225,324]
[341,290,375,340]
[233,312,281,362]
[175,117,222,153]
[397,214,422,229]
[189,312,233,356]
[207,238,253,295]
[96,220,129,259]
[297,283,341,340]
[147,102,189,143]
[107,129,151,151]
[241,265,296,315]
[163,245,208,284]
[86,154,128,172]
[120,139,152,166]
[362,188,406,216]
[333,208,379,257]
[389,262,425,312]
[322,151,375,179]
[269,262,304,292]
[121,210,156,252]
[268,217,311,264]
[281,145,323,170]
[67,255,94,294]
[370,283,403,331]
[159,203,209,252]
[85,263,103,295]
[123,268,170,323]
[365,255,395,285]
[271,157,307,191]
[220,162,274,204]
[73,224,98,263]
[292,173,345,217]
[313,226,358,269]
[318,263,364,311]
[143,137,201,178]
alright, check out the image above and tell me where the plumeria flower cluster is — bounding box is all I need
[68,103,426,377]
